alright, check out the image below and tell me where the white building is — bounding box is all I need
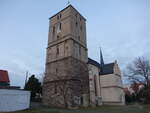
[0,89,30,112]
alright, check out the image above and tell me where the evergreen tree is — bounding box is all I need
[24,75,42,100]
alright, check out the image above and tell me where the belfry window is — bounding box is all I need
[59,23,61,30]
[53,26,55,34]
[76,13,78,18]
[57,15,59,20]
[57,14,61,20]
[56,46,59,55]
[57,23,61,33]
[76,22,78,27]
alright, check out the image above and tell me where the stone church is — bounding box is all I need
[43,5,125,108]
[88,50,125,106]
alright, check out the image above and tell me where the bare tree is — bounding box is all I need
[126,57,150,88]
[43,59,89,108]
[53,75,80,108]
[45,67,88,108]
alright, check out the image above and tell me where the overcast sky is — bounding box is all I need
[0,0,150,87]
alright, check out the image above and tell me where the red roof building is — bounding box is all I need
[0,70,10,86]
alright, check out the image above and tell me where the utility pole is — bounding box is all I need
[24,71,28,88]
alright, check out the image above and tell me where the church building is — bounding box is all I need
[88,50,125,106]
[43,5,125,108]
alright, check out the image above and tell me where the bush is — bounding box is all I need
[143,89,150,104]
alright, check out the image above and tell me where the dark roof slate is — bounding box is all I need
[87,58,100,67]
[88,58,115,75]
[100,63,114,75]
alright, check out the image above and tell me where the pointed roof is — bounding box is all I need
[0,70,10,82]
[87,58,115,75]
[100,48,104,68]
[88,58,100,67]
[100,63,115,75]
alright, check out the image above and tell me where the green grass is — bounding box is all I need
[144,104,150,110]
[78,105,149,113]
[11,109,61,113]
[11,105,150,113]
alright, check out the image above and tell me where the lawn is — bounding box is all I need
[12,104,150,113]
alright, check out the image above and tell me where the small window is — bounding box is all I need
[56,68,58,73]
[54,83,57,94]
[80,17,82,21]
[76,13,78,18]
[59,23,61,30]
[94,75,97,96]
[57,35,59,39]
[76,22,78,27]
[78,36,80,41]
[57,14,61,20]
[53,26,55,34]
[80,25,82,31]
[79,47,81,55]
[56,46,59,55]
[57,15,59,20]
[57,23,61,33]
[66,46,68,49]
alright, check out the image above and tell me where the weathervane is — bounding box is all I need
[67,0,71,5]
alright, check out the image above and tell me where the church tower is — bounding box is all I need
[43,5,89,107]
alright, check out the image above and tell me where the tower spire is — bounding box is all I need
[100,47,104,68]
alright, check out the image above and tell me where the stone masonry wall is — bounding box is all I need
[43,57,89,108]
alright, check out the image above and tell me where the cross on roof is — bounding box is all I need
[67,0,71,5]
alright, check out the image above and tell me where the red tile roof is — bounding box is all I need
[0,70,10,82]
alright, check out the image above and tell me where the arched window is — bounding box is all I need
[80,25,82,31]
[56,46,59,55]
[57,23,62,33]
[59,23,61,30]
[53,26,55,35]
[94,75,97,96]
